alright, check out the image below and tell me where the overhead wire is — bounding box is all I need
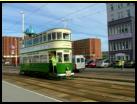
[3,3,107,36]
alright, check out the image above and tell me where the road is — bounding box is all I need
[2,81,62,102]
[2,66,135,102]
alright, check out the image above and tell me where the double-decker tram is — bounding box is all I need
[20,28,74,79]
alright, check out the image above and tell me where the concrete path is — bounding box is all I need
[2,81,62,102]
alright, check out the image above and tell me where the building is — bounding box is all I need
[2,36,22,65]
[72,38,102,61]
[106,3,135,61]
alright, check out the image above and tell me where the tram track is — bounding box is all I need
[3,73,135,102]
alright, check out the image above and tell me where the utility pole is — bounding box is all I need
[15,38,18,67]
[20,11,25,39]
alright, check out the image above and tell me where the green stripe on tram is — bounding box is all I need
[20,63,73,74]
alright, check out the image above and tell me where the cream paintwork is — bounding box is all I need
[20,41,71,54]
[46,28,71,34]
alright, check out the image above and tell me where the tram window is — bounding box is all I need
[33,37,39,44]
[63,33,69,40]
[64,54,69,62]
[40,55,47,63]
[28,57,32,63]
[33,56,39,63]
[43,35,47,41]
[57,53,62,62]
[39,36,43,43]
[48,33,51,41]
[52,32,56,40]
[57,32,62,40]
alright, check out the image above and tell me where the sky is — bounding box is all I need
[2,3,108,51]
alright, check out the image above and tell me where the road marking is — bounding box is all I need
[2,80,62,102]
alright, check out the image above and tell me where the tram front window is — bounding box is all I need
[57,53,62,62]
[63,33,69,40]
[64,54,69,62]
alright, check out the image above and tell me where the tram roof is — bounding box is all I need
[39,28,71,35]
[23,28,71,40]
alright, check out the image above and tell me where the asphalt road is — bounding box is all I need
[2,81,62,102]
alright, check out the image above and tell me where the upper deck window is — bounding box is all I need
[63,33,70,40]
[26,39,32,47]
[43,35,47,42]
[57,32,62,40]
[39,35,43,43]
[33,37,39,44]
[48,33,52,41]
[52,32,56,40]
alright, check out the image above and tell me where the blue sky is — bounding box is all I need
[2,3,108,51]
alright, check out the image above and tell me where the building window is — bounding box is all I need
[127,3,130,6]
[122,25,125,33]
[118,3,123,9]
[118,4,120,9]
[110,4,114,11]
[125,40,128,49]
[118,12,120,19]
[113,43,116,51]
[111,14,114,21]
[127,9,130,17]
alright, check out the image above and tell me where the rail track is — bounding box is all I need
[3,73,135,102]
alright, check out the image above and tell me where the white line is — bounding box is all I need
[2,80,62,102]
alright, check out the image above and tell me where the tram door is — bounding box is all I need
[48,51,56,73]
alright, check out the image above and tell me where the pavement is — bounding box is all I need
[2,81,62,102]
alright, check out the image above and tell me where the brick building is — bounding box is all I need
[72,38,102,61]
[2,36,22,65]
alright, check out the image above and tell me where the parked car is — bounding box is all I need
[113,60,125,68]
[85,60,96,68]
[124,60,135,68]
[5,61,10,65]
[96,59,110,68]
[72,55,85,72]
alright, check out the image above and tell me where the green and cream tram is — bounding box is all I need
[20,28,74,78]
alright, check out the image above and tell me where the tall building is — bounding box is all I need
[2,36,22,65]
[72,38,102,60]
[106,3,135,61]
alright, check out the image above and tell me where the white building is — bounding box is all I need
[106,3,135,61]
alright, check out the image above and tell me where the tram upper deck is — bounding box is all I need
[20,28,72,54]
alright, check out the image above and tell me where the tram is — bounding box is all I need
[19,28,74,79]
